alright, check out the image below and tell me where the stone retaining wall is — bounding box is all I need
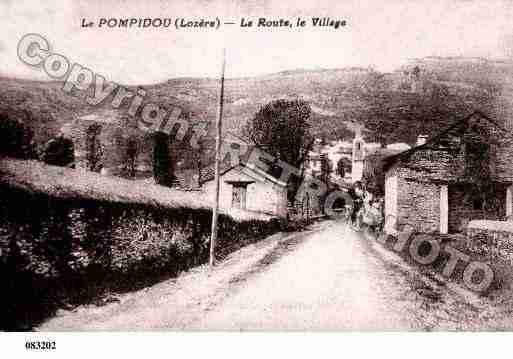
[467,220,513,264]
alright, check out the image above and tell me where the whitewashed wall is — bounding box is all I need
[384,173,398,232]
[202,166,287,217]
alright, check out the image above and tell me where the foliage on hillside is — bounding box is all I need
[1,57,511,170]
[152,132,175,186]
[0,114,36,159]
[243,99,313,203]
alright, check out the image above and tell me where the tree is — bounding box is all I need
[355,76,498,147]
[412,65,421,80]
[193,139,203,188]
[152,131,175,186]
[124,135,139,178]
[0,115,36,159]
[361,153,386,197]
[42,133,75,167]
[85,123,104,172]
[336,157,351,179]
[319,153,332,185]
[243,99,312,202]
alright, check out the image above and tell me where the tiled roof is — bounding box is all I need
[382,111,505,171]
[199,160,287,187]
[199,160,236,184]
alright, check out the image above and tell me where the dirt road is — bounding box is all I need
[191,222,419,330]
[39,221,509,331]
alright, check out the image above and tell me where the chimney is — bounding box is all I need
[416,135,428,146]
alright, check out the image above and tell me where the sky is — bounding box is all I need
[2,0,513,84]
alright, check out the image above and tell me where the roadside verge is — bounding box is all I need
[37,222,327,331]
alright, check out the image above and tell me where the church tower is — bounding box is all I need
[352,130,365,183]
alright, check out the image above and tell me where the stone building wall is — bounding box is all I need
[201,165,288,218]
[385,112,513,234]
[384,172,398,224]
[448,184,506,232]
[494,134,513,183]
[395,174,440,233]
[387,164,508,234]
[467,221,513,264]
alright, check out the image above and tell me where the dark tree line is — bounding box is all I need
[85,124,104,172]
[0,114,37,160]
[0,113,179,188]
[0,112,76,167]
[152,132,175,186]
[336,157,351,178]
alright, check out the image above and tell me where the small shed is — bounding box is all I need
[200,162,288,218]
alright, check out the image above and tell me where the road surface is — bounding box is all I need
[39,221,506,331]
[191,221,472,330]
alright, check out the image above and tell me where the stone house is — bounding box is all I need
[200,161,288,218]
[383,111,513,234]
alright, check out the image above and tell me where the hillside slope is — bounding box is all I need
[1,58,511,167]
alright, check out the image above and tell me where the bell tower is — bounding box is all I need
[352,129,365,183]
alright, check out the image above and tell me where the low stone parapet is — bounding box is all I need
[467,220,513,263]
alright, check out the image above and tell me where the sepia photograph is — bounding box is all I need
[2,0,513,356]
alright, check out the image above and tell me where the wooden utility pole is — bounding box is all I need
[209,49,226,267]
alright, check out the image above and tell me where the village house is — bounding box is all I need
[306,138,357,181]
[306,134,409,185]
[352,133,365,183]
[383,111,513,234]
[200,161,288,218]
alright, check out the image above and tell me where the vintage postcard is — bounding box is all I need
[3,0,513,349]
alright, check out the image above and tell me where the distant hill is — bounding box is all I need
[1,57,512,168]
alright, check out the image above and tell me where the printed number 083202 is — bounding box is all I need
[25,341,56,350]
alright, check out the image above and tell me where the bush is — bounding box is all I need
[123,135,139,178]
[0,115,35,159]
[152,132,175,186]
[41,134,75,167]
[0,185,280,330]
[85,124,104,172]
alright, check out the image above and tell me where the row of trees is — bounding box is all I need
[358,71,499,147]
[81,128,176,185]
[0,113,76,168]
[0,112,79,169]
[0,114,37,160]
[2,97,377,196]
[321,156,352,181]
[0,114,176,186]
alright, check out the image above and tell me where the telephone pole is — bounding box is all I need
[209,48,226,267]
